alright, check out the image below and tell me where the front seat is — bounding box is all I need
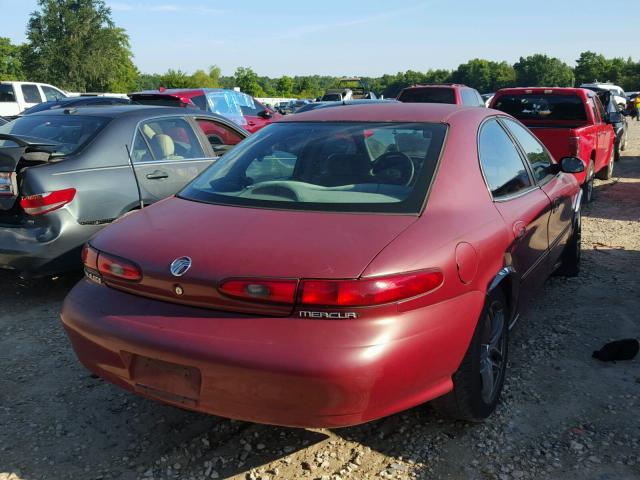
[150,134,183,160]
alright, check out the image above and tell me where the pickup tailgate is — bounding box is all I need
[526,126,574,161]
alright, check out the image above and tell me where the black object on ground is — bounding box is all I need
[592,339,639,362]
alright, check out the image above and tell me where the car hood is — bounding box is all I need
[90,197,417,313]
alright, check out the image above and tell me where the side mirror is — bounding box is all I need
[258,110,272,119]
[560,157,585,174]
[606,111,622,124]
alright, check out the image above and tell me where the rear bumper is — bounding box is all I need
[61,279,485,428]
[0,210,102,276]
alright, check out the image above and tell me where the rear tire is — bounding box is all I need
[582,161,595,203]
[596,150,614,180]
[555,210,581,277]
[432,289,509,421]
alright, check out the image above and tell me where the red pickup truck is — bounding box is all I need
[489,87,617,202]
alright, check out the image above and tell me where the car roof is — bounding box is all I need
[25,104,214,119]
[279,102,489,124]
[495,87,590,95]
[402,84,468,89]
[131,88,233,96]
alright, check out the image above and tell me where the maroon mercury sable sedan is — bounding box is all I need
[61,103,583,428]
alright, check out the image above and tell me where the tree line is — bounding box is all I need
[1,0,639,98]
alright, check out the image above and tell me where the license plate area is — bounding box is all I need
[130,355,201,406]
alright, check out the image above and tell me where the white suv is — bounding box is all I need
[0,81,68,117]
[580,83,627,110]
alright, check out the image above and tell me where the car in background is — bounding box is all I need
[321,77,377,102]
[20,96,131,116]
[62,103,583,429]
[0,105,248,277]
[131,88,280,133]
[294,99,399,114]
[0,81,69,116]
[594,90,628,160]
[490,87,617,202]
[580,83,626,110]
[397,84,485,107]
[481,93,495,107]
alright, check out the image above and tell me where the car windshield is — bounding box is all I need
[493,94,588,121]
[398,88,456,104]
[179,121,447,214]
[0,114,110,155]
[321,93,342,101]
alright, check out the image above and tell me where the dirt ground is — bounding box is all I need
[1,123,639,480]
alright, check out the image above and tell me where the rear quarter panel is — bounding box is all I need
[22,116,142,223]
[362,110,511,321]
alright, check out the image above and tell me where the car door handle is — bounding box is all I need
[146,170,169,180]
[552,198,561,211]
[513,221,526,240]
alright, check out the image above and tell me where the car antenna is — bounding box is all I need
[125,144,145,210]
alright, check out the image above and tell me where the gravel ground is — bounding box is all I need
[1,123,639,480]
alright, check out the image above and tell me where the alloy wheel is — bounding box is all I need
[479,300,507,404]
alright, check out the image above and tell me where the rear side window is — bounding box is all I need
[397,87,456,104]
[493,94,587,121]
[479,119,532,198]
[136,117,205,161]
[42,86,65,101]
[593,95,607,123]
[191,94,207,111]
[502,118,554,183]
[461,89,480,106]
[0,84,16,102]
[196,118,244,155]
[21,84,42,104]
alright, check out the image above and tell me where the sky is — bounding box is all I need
[0,0,637,77]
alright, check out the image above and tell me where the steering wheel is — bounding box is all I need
[372,152,415,186]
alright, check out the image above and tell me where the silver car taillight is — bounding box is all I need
[0,172,15,196]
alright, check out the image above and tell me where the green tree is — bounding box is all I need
[158,69,191,88]
[23,0,138,92]
[452,59,516,92]
[208,65,221,86]
[0,37,24,80]
[190,69,218,88]
[513,54,574,87]
[276,75,293,96]
[234,66,264,96]
[574,51,609,85]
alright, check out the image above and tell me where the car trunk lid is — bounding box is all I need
[0,134,58,211]
[89,197,417,315]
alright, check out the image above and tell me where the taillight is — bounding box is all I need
[569,136,581,157]
[0,172,15,196]
[97,252,142,282]
[300,270,443,307]
[20,188,76,215]
[81,244,99,271]
[219,278,298,304]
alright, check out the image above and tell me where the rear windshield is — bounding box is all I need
[397,88,456,104]
[132,95,183,107]
[493,94,588,121]
[179,121,447,214]
[0,115,110,155]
